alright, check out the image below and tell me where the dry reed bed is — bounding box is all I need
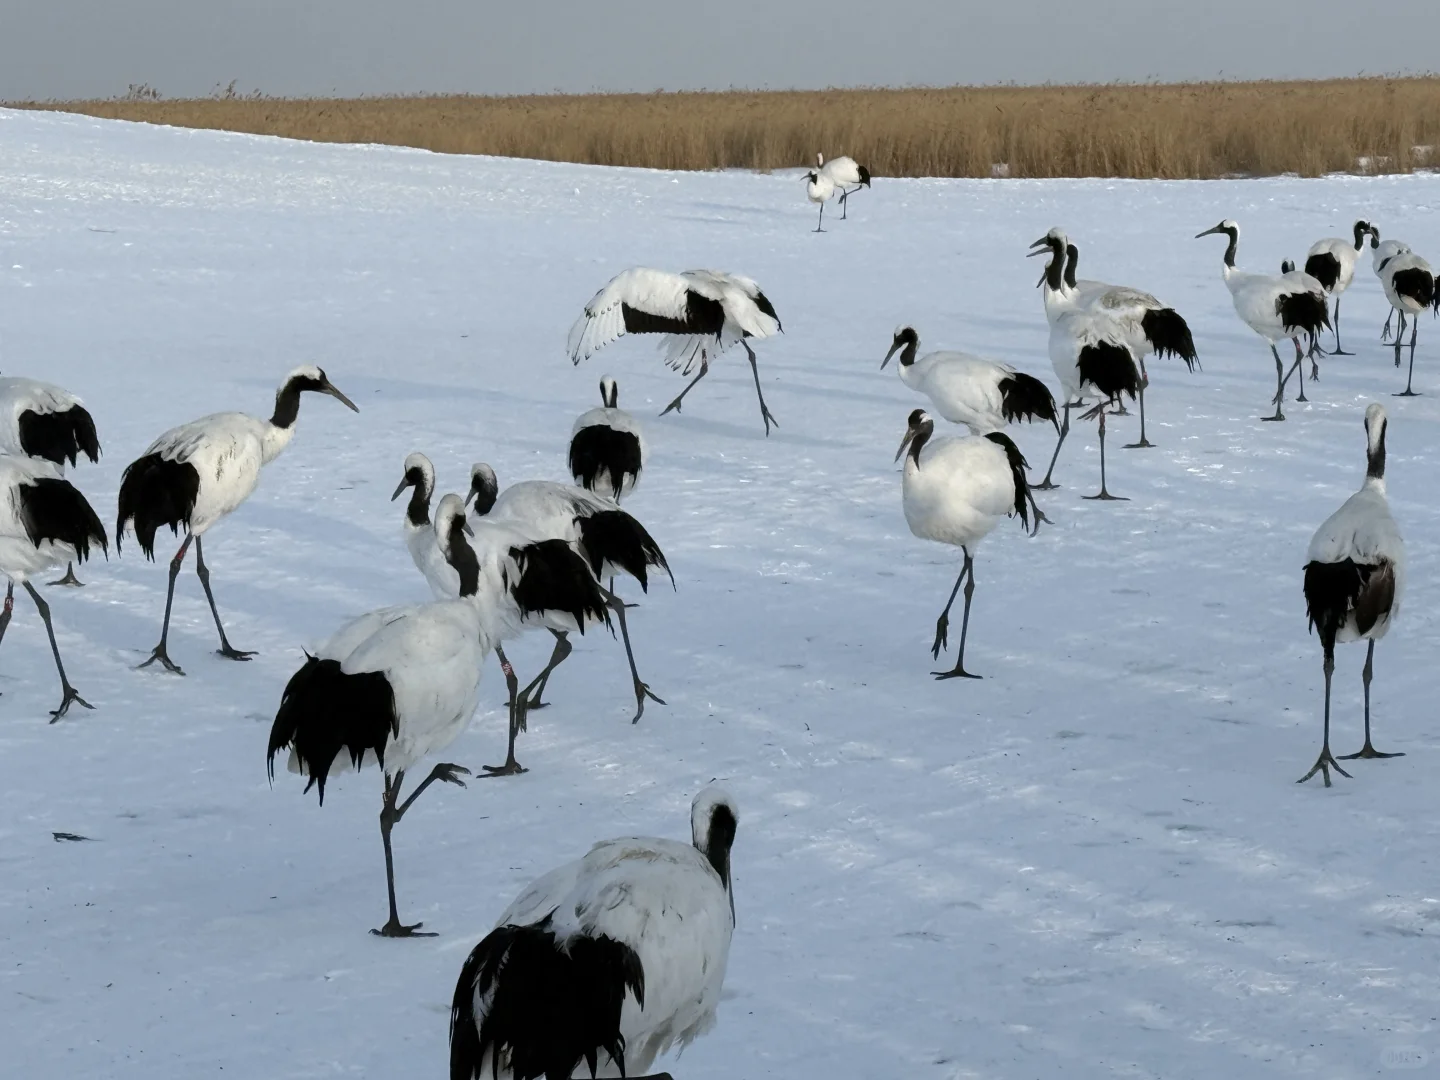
[13,80,1440,179]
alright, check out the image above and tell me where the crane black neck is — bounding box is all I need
[445,519,480,597]
[699,802,737,895]
[1367,420,1387,480]
[908,419,934,464]
[1043,240,1065,292]
[405,470,431,528]
[1219,226,1238,268]
[1064,244,1079,289]
[1353,221,1370,251]
[270,379,306,430]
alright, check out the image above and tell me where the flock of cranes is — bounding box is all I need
[3,148,1438,1076]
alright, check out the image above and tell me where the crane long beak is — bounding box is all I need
[1025,246,1048,258]
[462,489,476,508]
[462,519,474,536]
[322,380,360,412]
[894,428,916,463]
[390,477,410,501]
[1195,225,1223,239]
[1028,237,1050,251]
[881,341,901,370]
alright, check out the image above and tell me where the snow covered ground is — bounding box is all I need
[3,106,1440,1079]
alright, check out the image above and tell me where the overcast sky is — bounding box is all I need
[2,0,1435,101]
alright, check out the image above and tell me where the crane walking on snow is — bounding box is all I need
[1195,220,1329,422]
[116,365,358,674]
[0,456,107,718]
[896,409,1041,680]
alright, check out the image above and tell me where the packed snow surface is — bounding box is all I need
[3,107,1440,1078]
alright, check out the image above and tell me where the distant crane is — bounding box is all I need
[1304,220,1373,354]
[1195,220,1328,422]
[817,153,871,219]
[1376,249,1437,396]
[805,168,837,232]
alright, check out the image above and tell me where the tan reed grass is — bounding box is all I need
[11,79,1440,179]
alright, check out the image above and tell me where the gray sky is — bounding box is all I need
[2,0,1435,101]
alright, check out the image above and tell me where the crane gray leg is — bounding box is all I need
[1338,640,1403,760]
[1123,363,1154,448]
[1329,295,1352,355]
[931,550,981,680]
[602,585,664,723]
[524,629,572,710]
[1035,402,1073,489]
[660,358,710,417]
[1395,319,1420,396]
[195,536,256,660]
[1083,408,1127,501]
[0,581,13,650]
[483,644,532,778]
[139,534,192,674]
[745,342,780,436]
[370,762,470,938]
[23,581,93,720]
[1262,344,1287,421]
[1298,650,1351,786]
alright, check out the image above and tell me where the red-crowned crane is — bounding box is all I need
[1195,221,1329,422]
[817,152,871,219]
[1375,249,1437,396]
[393,454,611,778]
[1305,220,1374,354]
[468,464,670,707]
[569,376,645,502]
[0,376,100,586]
[268,494,488,937]
[116,366,358,674]
[1299,404,1405,787]
[1057,239,1198,448]
[0,456,107,718]
[567,268,783,434]
[805,167,837,232]
[881,326,1059,437]
[1030,231,1143,498]
[450,785,738,1080]
[896,409,1042,680]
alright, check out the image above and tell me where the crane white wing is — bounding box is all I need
[567,268,701,363]
[0,377,86,457]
